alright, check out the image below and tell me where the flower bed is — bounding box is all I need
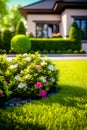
[0,53,59,107]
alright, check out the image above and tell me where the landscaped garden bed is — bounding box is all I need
[0,60,87,130]
[0,52,59,108]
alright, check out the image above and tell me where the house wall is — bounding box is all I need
[60,9,87,52]
[27,14,60,36]
[82,43,87,53]
[60,9,87,37]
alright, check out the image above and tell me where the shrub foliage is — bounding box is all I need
[1,29,12,52]
[30,38,81,51]
[16,21,26,35]
[11,34,31,53]
[69,22,82,44]
[0,53,58,105]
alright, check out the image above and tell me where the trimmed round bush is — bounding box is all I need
[42,49,49,54]
[11,35,31,54]
[79,49,86,54]
[9,49,16,54]
[74,50,79,54]
[28,50,35,54]
[56,50,62,54]
[63,50,67,54]
[66,49,73,54]
[50,50,55,54]
[0,49,7,54]
[2,49,7,54]
[37,50,42,54]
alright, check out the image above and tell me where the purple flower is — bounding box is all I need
[35,82,42,88]
[39,90,47,98]
[0,92,5,97]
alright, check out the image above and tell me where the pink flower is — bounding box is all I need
[39,90,47,98]
[0,92,5,97]
[35,82,42,88]
[26,31,31,36]
[57,32,61,35]
[35,65,41,69]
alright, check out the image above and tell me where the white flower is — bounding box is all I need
[14,75,21,81]
[18,83,27,89]
[48,65,54,70]
[50,77,55,82]
[48,65,56,71]
[25,57,31,62]
[9,64,18,69]
[41,61,47,66]
[23,53,27,56]
[40,76,47,83]
[20,70,24,74]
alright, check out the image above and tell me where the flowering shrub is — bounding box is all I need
[0,55,12,105]
[52,33,62,38]
[0,52,59,102]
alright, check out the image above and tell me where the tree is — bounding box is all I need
[0,0,9,19]
[0,5,27,33]
[1,29,12,52]
[16,21,26,35]
[69,22,82,43]
[0,32,1,49]
[0,0,9,29]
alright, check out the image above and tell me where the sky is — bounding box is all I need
[8,0,40,8]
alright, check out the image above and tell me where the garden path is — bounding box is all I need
[7,54,87,60]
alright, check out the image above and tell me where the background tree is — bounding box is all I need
[1,29,12,52]
[0,5,27,34]
[0,0,9,32]
[16,21,26,35]
[69,22,82,50]
[0,0,9,21]
[0,32,1,49]
[69,22,82,43]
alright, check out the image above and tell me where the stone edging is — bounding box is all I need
[6,54,87,57]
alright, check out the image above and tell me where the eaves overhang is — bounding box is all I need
[18,8,57,19]
[53,2,87,13]
[19,1,87,19]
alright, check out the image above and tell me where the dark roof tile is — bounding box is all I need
[23,0,57,10]
[62,0,87,2]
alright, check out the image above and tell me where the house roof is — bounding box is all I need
[54,0,87,13]
[19,0,87,19]
[23,0,57,10]
[62,0,87,2]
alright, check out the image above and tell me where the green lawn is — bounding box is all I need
[0,60,87,130]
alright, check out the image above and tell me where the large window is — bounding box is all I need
[75,19,87,40]
[36,23,59,38]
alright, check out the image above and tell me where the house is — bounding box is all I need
[19,0,87,52]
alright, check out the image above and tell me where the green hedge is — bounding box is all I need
[30,38,81,51]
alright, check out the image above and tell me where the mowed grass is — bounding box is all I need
[0,60,87,130]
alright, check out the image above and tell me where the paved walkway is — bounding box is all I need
[41,54,87,60]
[7,54,87,60]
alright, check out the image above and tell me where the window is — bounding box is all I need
[75,19,87,40]
[36,23,59,38]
